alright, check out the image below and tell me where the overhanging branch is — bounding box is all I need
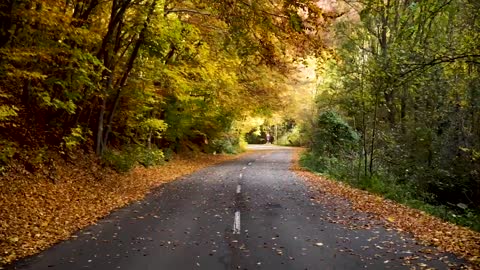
[166,8,211,16]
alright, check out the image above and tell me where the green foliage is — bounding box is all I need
[103,148,138,173]
[210,134,243,154]
[139,119,168,136]
[277,126,306,146]
[138,147,165,168]
[300,152,480,231]
[62,125,92,152]
[30,147,49,168]
[305,0,480,230]
[0,140,17,165]
[288,12,303,33]
[245,127,267,144]
[312,111,359,157]
[300,152,336,173]
[162,148,175,162]
[103,145,165,173]
[0,105,18,120]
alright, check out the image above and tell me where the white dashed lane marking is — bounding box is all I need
[234,161,248,234]
[233,211,241,234]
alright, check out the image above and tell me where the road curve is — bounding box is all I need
[10,146,465,269]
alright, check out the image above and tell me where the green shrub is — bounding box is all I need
[103,147,138,173]
[0,140,17,165]
[62,125,91,153]
[103,145,165,172]
[277,126,307,146]
[211,135,241,154]
[299,152,326,172]
[138,148,164,167]
[312,111,359,157]
[162,148,175,161]
[245,127,266,144]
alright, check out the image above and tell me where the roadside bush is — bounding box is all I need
[277,126,307,146]
[210,135,243,154]
[313,111,359,156]
[162,148,175,161]
[0,140,17,165]
[103,147,138,173]
[245,128,266,144]
[300,152,335,173]
[138,147,165,167]
[103,145,165,172]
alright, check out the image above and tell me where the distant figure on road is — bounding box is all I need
[266,133,271,144]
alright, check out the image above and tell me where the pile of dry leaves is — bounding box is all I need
[0,152,243,266]
[291,150,480,268]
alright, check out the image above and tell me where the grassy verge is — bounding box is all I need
[299,151,480,232]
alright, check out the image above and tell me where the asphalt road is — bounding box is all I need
[10,145,466,269]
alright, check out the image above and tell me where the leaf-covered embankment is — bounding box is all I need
[291,150,480,268]
[0,152,246,266]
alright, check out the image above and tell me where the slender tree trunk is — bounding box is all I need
[95,71,114,155]
[369,92,379,176]
[363,114,368,177]
[360,48,368,177]
[147,129,152,149]
[94,0,134,155]
[400,86,407,134]
[96,96,106,155]
[72,0,99,27]
[384,88,396,127]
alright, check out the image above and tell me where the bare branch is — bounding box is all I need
[166,8,210,16]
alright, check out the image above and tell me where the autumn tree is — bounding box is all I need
[0,0,334,170]
[306,0,480,229]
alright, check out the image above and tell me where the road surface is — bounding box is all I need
[10,146,465,269]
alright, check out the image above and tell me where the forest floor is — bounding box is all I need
[0,151,247,266]
[291,150,480,268]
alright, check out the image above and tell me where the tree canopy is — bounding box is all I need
[0,0,334,165]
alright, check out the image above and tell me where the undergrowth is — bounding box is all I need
[300,152,480,232]
[103,145,165,172]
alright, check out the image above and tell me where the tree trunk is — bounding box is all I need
[369,92,380,176]
[384,88,396,127]
[101,0,157,151]
[94,0,133,155]
[96,95,106,155]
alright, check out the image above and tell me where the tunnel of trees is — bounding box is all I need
[0,0,479,232]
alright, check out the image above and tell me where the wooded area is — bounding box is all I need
[0,0,332,172]
[1,0,480,266]
[0,0,479,248]
[303,0,480,231]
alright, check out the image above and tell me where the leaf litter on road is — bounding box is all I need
[0,152,247,266]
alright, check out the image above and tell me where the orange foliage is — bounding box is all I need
[0,152,246,266]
